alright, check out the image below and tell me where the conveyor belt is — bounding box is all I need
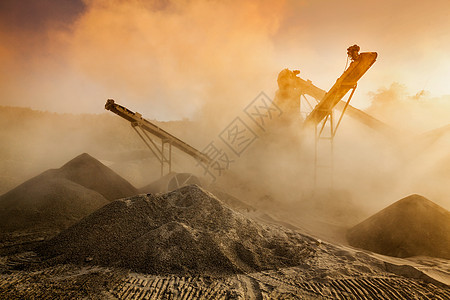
[105,99,211,164]
[303,52,378,127]
[294,72,395,136]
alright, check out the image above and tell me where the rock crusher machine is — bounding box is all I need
[106,45,383,186]
[105,99,211,176]
[275,45,384,186]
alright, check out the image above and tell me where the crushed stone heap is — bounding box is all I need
[57,153,138,201]
[0,153,137,234]
[0,171,108,233]
[347,194,450,259]
[39,185,315,275]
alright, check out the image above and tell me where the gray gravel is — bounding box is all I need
[39,185,316,275]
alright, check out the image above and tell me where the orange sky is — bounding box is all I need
[0,0,449,121]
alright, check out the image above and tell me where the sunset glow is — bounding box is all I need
[0,0,449,123]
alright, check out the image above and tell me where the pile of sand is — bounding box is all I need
[0,153,137,234]
[0,171,108,233]
[347,194,450,259]
[39,185,315,275]
[57,153,138,200]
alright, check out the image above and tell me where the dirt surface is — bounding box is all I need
[2,246,449,299]
[347,194,450,259]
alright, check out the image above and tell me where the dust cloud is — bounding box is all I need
[205,76,450,231]
[1,72,449,239]
[0,0,285,123]
[366,83,450,132]
[0,0,449,239]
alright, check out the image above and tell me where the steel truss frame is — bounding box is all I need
[131,123,172,176]
[313,85,357,187]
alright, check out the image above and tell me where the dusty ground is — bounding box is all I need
[1,243,449,299]
[0,154,449,299]
[1,186,449,299]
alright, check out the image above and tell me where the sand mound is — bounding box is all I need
[0,170,109,233]
[347,194,450,259]
[39,185,314,275]
[0,153,138,235]
[58,153,138,200]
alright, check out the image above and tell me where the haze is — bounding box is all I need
[0,0,449,213]
[1,0,449,122]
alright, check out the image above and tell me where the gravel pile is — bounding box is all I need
[347,194,450,259]
[39,185,315,275]
[58,153,138,200]
[0,153,137,234]
[0,170,109,233]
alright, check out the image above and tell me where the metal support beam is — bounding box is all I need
[132,125,161,162]
[105,99,212,177]
[333,86,356,137]
[300,94,318,119]
[303,52,377,128]
[132,123,173,176]
[314,111,334,188]
[160,139,172,177]
[105,99,211,164]
[313,85,357,188]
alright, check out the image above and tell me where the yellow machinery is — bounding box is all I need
[276,69,394,137]
[276,45,383,186]
[303,50,378,127]
[105,99,211,176]
[105,45,381,184]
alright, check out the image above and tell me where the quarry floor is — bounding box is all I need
[1,238,449,299]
